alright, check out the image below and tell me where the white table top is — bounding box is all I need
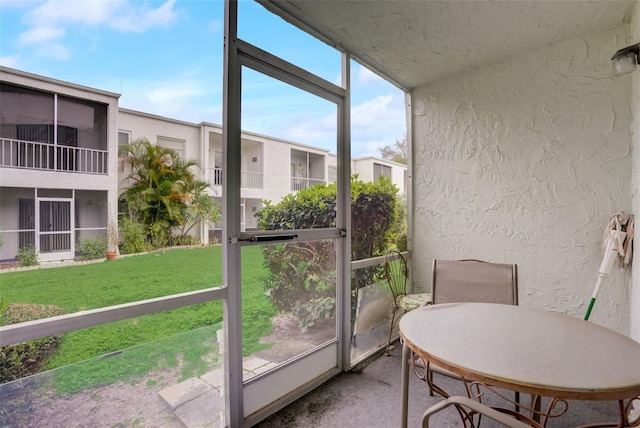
[399,302,640,400]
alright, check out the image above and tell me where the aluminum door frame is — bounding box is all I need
[223,2,352,425]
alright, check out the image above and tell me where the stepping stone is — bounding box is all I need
[159,378,213,410]
[174,388,223,428]
[201,368,223,389]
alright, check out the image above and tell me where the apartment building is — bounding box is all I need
[0,66,407,262]
[119,108,407,244]
[0,67,119,263]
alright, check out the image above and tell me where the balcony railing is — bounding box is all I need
[0,138,108,174]
[208,167,263,189]
[291,177,325,191]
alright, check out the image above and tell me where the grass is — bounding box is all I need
[0,245,276,391]
[49,325,220,394]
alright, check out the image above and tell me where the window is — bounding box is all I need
[118,131,130,146]
[157,136,185,158]
[118,131,130,156]
[373,162,392,179]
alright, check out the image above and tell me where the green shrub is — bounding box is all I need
[262,241,336,314]
[290,297,335,332]
[167,234,201,247]
[119,217,149,254]
[77,236,107,260]
[17,245,38,267]
[0,303,65,384]
[257,176,399,330]
[149,220,170,249]
[395,230,408,252]
[391,195,407,251]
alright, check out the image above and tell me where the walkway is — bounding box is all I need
[158,355,277,428]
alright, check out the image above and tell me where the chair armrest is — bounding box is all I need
[422,396,534,428]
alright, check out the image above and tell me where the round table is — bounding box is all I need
[399,302,640,427]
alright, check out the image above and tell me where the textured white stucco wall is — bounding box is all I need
[411,27,633,334]
[630,2,640,342]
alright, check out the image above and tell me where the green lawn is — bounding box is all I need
[0,246,275,390]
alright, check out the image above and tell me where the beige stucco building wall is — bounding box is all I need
[411,27,633,335]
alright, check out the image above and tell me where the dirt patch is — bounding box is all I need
[2,369,183,428]
[261,314,335,344]
[256,314,336,363]
[0,261,20,270]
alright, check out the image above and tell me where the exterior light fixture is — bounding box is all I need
[612,43,639,76]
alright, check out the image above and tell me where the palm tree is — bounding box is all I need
[119,138,219,247]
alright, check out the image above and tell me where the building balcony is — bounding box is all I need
[208,167,263,189]
[0,138,108,175]
[291,176,325,191]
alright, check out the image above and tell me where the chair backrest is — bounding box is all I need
[431,259,518,305]
[385,250,408,299]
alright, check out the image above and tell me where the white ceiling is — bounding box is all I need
[260,0,636,90]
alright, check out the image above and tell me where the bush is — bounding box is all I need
[0,303,66,384]
[167,234,201,247]
[395,230,408,252]
[290,297,335,332]
[119,217,149,254]
[262,241,336,314]
[17,245,38,267]
[257,176,399,330]
[149,221,170,249]
[77,236,107,260]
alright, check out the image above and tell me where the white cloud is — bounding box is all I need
[356,65,385,86]
[19,26,64,45]
[111,0,177,32]
[352,94,405,131]
[280,112,337,147]
[240,92,406,157]
[114,72,222,124]
[17,0,178,58]
[36,43,70,60]
[351,94,406,157]
[0,55,21,69]
[148,83,203,104]
[27,0,119,27]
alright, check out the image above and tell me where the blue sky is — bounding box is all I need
[0,0,406,157]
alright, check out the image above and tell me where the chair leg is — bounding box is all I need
[427,363,434,396]
[385,306,398,356]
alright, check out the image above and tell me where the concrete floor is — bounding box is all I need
[254,343,622,427]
